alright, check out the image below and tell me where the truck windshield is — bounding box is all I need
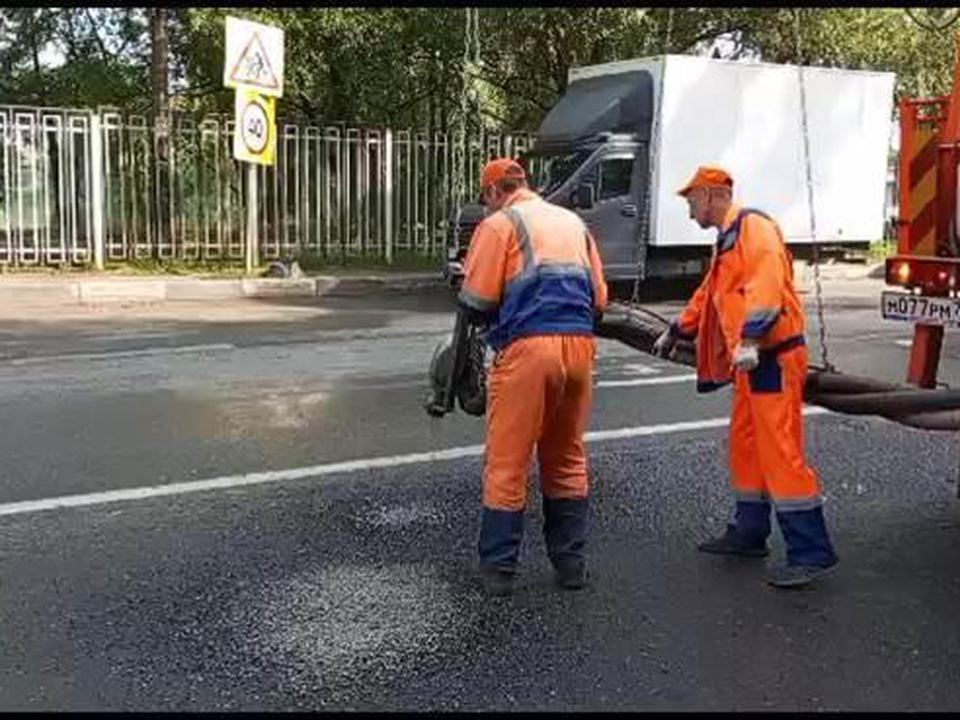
[531,150,594,195]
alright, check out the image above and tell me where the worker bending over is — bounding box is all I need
[458,158,608,596]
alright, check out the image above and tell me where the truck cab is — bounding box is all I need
[446,56,894,287]
[446,68,658,286]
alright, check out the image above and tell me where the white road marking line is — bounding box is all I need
[6,343,236,366]
[894,340,913,348]
[849,333,912,343]
[0,407,830,518]
[86,331,187,341]
[620,362,660,376]
[596,374,697,388]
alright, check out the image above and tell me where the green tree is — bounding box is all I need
[0,8,152,108]
[1,8,957,127]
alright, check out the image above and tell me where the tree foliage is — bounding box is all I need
[0,7,956,126]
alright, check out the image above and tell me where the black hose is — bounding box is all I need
[597,302,960,432]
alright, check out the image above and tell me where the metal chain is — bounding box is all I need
[795,8,834,372]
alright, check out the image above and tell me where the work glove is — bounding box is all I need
[732,341,760,372]
[652,327,677,359]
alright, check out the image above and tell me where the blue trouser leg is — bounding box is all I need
[542,496,588,571]
[776,505,838,567]
[734,499,772,546]
[478,506,525,573]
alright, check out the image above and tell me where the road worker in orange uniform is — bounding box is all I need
[653,165,839,589]
[458,158,608,596]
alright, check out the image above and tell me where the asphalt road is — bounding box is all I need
[2,277,960,711]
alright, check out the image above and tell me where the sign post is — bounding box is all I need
[245,165,257,276]
[224,16,284,276]
[232,89,276,275]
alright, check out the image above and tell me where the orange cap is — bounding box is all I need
[479,158,526,192]
[677,165,734,196]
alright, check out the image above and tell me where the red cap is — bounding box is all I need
[677,165,734,196]
[479,158,526,193]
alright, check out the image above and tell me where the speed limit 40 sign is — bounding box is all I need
[233,89,276,165]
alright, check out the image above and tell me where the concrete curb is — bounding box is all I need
[0,273,447,307]
[319,274,448,297]
[0,263,889,308]
[793,261,885,282]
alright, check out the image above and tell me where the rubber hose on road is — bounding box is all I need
[597,302,960,432]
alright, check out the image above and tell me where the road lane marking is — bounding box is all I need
[0,407,830,518]
[596,374,697,388]
[620,362,660,376]
[6,343,236,366]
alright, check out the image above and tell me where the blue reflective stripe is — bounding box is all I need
[773,496,823,512]
[743,308,782,338]
[505,262,591,292]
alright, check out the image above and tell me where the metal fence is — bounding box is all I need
[0,104,536,267]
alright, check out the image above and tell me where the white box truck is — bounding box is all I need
[446,54,896,282]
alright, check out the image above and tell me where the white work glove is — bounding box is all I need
[653,328,677,359]
[732,341,760,372]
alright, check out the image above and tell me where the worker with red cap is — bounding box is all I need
[653,165,839,588]
[456,157,608,596]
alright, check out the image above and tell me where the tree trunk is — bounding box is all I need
[151,7,170,142]
[150,7,171,258]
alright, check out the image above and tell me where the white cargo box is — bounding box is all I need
[570,55,896,248]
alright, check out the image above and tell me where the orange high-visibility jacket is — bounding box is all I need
[674,204,806,392]
[458,188,608,351]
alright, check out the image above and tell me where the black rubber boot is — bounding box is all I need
[479,563,515,597]
[697,523,770,558]
[554,562,589,591]
[765,559,839,588]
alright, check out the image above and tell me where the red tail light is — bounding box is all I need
[886,256,960,293]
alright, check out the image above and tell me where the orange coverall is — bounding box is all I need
[459,188,608,574]
[673,204,837,567]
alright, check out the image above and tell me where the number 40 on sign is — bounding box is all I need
[224,16,283,167]
[234,89,276,166]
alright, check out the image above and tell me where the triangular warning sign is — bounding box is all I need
[229,31,280,91]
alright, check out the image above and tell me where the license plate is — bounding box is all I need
[881,291,960,326]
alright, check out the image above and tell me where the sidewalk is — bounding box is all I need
[0,271,448,308]
[0,260,883,311]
